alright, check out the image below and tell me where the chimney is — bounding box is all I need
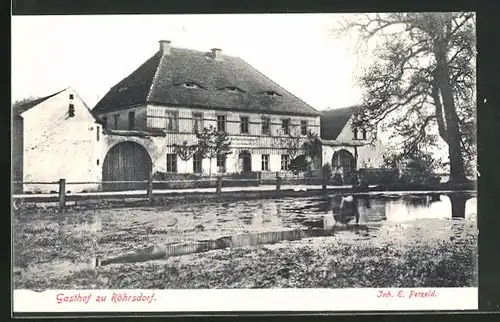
[159,40,172,54]
[211,48,222,61]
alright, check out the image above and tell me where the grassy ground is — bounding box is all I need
[13,204,477,290]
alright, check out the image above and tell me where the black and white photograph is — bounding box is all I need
[11,12,477,312]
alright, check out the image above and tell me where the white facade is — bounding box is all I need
[98,104,321,176]
[321,115,386,170]
[15,88,103,193]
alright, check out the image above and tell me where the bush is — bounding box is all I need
[289,155,312,175]
[152,171,260,189]
[358,168,400,185]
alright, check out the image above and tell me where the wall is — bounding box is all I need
[335,116,371,143]
[101,104,322,176]
[97,105,148,130]
[20,88,102,193]
[12,115,24,192]
[356,138,386,168]
[322,145,356,167]
[103,134,310,176]
[321,114,385,169]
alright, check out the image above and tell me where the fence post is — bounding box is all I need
[322,166,328,193]
[147,170,153,201]
[216,176,223,195]
[276,172,282,193]
[58,178,66,212]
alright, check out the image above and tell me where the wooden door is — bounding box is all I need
[238,151,252,173]
[102,142,151,191]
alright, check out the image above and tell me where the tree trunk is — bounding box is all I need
[434,36,468,183]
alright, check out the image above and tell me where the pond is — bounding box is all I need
[93,191,477,265]
[13,191,478,289]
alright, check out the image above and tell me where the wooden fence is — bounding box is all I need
[12,170,332,212]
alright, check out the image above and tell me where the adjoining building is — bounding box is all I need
[12,88,103,193]
[93,40,323,185]
[319,106,386,183]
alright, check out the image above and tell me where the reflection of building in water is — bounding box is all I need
[382,194,476,221]
[357,198,387,223]
[321,194,476,224]
[465,197,477,220]
[403,195,432,207]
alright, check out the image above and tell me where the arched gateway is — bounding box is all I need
[102,142,152,191]
[332,149,356,182]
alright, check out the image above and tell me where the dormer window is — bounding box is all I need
[118,87,127,93]
[262,90,281,97]
[221,86,245,93]
[183,82,201,89]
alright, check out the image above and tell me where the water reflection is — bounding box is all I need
[97,192,476,266]
[322,193,475,223]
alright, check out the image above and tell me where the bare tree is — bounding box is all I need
[271,126,303,159]
[195,125,232,176]
[172,140,197,173]
[334,12,476,182]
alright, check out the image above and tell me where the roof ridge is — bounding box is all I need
[14,88,67,113]
[146,53,165,101]
[236,57,319,114]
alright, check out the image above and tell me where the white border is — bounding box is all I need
[13,288,478,312]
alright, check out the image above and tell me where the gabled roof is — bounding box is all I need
[93,46,320,117]
[13,89,66,116]
[320,105,360,140]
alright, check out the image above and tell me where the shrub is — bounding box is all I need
[358,168,400,185]
[151,171,260,189]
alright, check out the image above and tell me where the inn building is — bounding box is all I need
[93,40,322,183]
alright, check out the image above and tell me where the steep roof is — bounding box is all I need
[320,105,360,140]
[93,46,320,117]
[13,89,66,116]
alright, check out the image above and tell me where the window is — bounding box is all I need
[69,94,74,100]
[281,119,290,135]
[193,152,202,173]
[362,129,367,140]
[261,154,270,171]
[261,116,270,135]
[114,115,119,129]
[216,154,226,172]
[102,116,107,129]
[353,128,358,140]
[96,159,100,166]
[166,154,177,173]
[183,82,200,89]
[166,110,178,132]
[193,112,203,133]
[68,104,75,117]
[281,155,290,171]
[217,115,226,132]
[264,90,281,97]
[240,116,249,134]
[300,120,308,135]
[96,126,100,141]
[128,111,135,130]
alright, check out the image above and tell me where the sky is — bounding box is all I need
[11,14,364,111]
